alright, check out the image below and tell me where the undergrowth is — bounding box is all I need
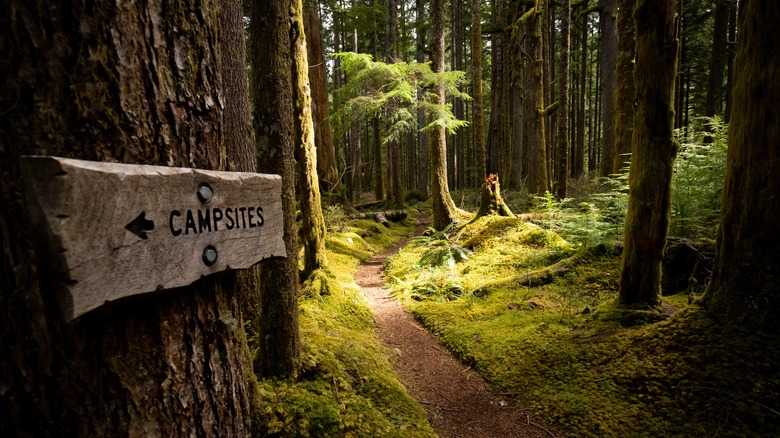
[255,215,436,437]
[386,215,780,437]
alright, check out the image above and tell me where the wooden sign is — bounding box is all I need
[20,156,286,321]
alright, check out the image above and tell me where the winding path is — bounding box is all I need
[355,223,554,438]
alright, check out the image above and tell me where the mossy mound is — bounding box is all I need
[256,217,436,437]
[386,213,780,436]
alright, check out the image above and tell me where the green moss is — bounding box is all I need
[387,214,780,437]
[257,217,435,437]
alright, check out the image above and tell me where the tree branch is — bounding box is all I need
[540,101,560,117]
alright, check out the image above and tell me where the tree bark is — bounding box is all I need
[704,0,730,121]
[416,0,429,199]
[249,0,301,378]
[0,0,258,435]
[305,1,340,190]
[613,0,635,173]
[619,0,679,306]
[557,0,571,199]
[598,0,618,177]
[471,0,487,184]
[430,0,459,229]
[704,1,780,329]
[525,0,549,195]
[292,0,328,278]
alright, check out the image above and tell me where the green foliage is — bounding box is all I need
[671,117,728,239]
[329,52,470,145]
[256,217,436,437]
[323,204,349,233]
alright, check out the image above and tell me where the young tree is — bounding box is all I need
[250,0,302,378]
[619,0,679,306]
[0,0,259,434]
[430,0,460,228]
[704,1,780,329]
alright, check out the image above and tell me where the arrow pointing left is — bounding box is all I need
[125,212,155,240]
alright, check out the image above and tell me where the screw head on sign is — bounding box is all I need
[202,246,218,266]
[197,182,213,204]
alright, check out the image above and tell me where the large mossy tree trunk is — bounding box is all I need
[619,0,679,306]
[249,0,301,379]
[487,0,505,177]
[0,0,259,435]
[704,1,780,330]
[430,0,459,229]
[292,0,328,278]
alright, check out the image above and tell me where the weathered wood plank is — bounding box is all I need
[20,156,286,320]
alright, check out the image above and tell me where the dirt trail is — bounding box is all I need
[355,220,555,438]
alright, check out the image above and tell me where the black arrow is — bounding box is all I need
[125,212,155,240]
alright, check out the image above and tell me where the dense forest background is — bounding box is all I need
[2,0,778,437]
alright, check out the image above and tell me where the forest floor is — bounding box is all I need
[355,216,555,438]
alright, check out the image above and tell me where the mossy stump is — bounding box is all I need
[476,174,514,218]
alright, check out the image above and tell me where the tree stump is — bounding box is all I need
[476,174,515,218]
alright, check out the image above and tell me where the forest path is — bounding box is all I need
[355,216,554,438]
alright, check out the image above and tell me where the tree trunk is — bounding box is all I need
[487,0,504,176]
[526,1,549,195]
[416,0,429,199]
[471,0,487,184]
[704,0,730,120]
[305,1,340,190]
[599,0,618,177]
[0,0,259,435]
[573,7,588,178]
[250,0,301,378]
[619,0,679,306]
[430,0,459,229]
[613,0,635,173]
[724,1,737,123]
[386,0,404,208]
[476,174,515,218]
[557,0,571,199]
[704,1,780,330]
[292,0,328,278]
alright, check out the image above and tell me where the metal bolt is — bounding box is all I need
[197,182,213,204]
[202,246,218,266]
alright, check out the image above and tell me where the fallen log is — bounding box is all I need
[349,210,408,227]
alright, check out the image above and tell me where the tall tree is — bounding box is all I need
[416,0,429,199]
[250,0,301,378]
[704,1,780,329]
[386,0,405,208]
[0,0,259,434]
[525,0,549,195]
[613,0,636,173]
[704,0,730,120]
[305,1,340,190]
[430,0,459,228]
[292,0,328,278]
[471,0,487,183]
[619,0,679,306]
[599,0,618,177]
[557,0,571,199]
[487,0,505,176]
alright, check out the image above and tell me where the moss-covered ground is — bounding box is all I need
[255,217,436,437]
[386,215,780,437]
